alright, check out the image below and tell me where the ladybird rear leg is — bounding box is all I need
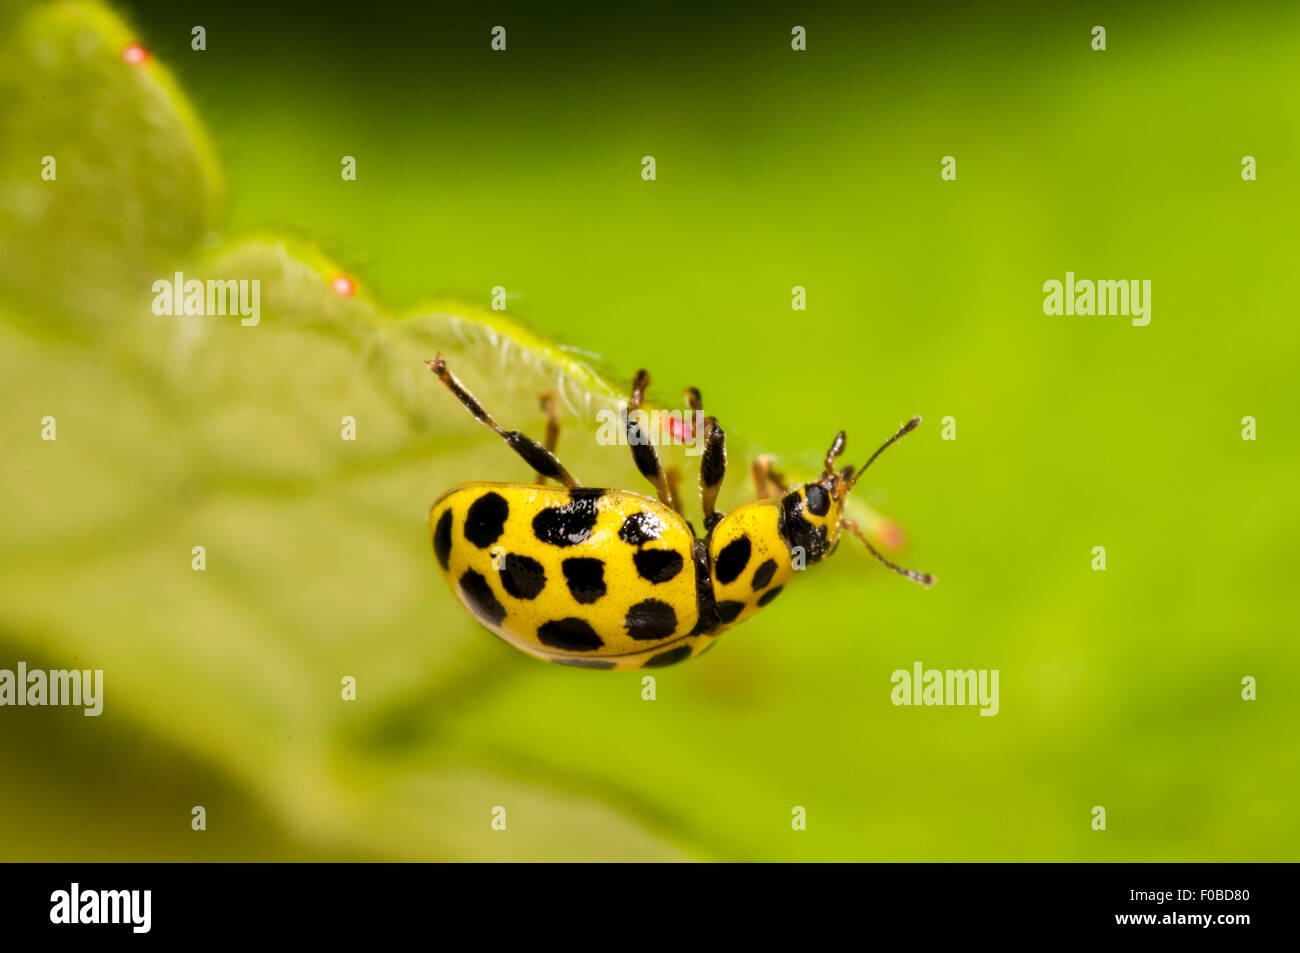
[534,389,562,484]
[624,368,678,509]
[750,454,788,499]
[427,354,580,487]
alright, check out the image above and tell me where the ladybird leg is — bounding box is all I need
[625,369,676,508]
[427,354,580,487]
[823,430,847,477]
[684,388,726,529]
[534,390,562,484]
[699,416,726,531]
[750,454,788,499]
[664,464,687,517]
[841,517,935,587]
[683,386,704,440]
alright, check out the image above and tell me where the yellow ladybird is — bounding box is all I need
[428,355,932,671]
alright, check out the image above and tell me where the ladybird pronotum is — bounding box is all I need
[427,354,933,671]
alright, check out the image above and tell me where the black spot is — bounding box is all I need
[464,492,509,548]
[751,558,778,591]
[780,491,829,564]
[459,569,506,626]
[643,645,693,668]
[537,617,604,652]
[562,557,607,604]
[715,535,751,584]
[624,599,677,640]
[757,586,784,607]
[805,483,831,517]
[499,553,546,600]
[618,511,663,546]
[551,656,616,670]
[633,549,684,584]
[433,509,453,570]
[532,488,603,547]
[715,600,744,624]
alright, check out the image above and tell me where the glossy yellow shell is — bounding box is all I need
[431,477,843,669]
[706,499,798,628]
[431,482,714,670]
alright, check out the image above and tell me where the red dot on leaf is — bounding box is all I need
[121,43,148,65]
[331,275,356,297]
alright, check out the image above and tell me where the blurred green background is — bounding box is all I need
[1,0,1296,860]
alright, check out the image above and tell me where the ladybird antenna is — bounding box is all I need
[841,518,935,587]
[848,416,921,489]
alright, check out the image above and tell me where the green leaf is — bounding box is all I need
[0,0,222,337]
[0,1,692,860]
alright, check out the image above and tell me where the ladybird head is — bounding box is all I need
[778,479,844,567]
[798,418,936,587]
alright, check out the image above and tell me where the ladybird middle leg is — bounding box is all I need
[663,464,686,518]
[428,354,580,487]
[680,385,728,528]
[699,416,726,531]
[750,455,787,499]
[533,390,562,484]
[624,368,679,510]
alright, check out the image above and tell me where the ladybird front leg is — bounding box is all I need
[823,430,847,477]
[624,369,678,510]
[427,354,581,487]
[750,454,788,499]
